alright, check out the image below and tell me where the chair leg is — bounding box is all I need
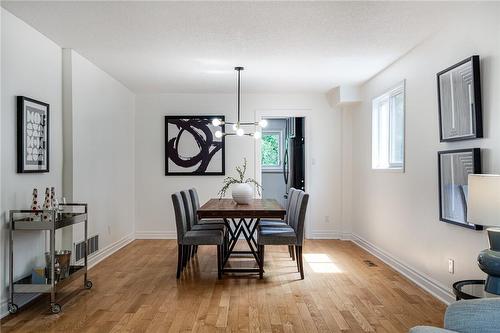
[176,244,183,279]
[295,246,300,272]
[259,245,265,279]
[296,245,304,280]
[289,245,295,261]
[182,245,189,268]
[217,245,222,279]
[191,245,196,258]
[194,245,198,254]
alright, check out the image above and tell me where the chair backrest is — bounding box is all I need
[287,189,301,228]
[188,188,201,224]
[180,190,196,230]
[288,190,309,245]
[171,192,188,242]
[285,188,297,224]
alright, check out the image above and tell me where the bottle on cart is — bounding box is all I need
[42,187,52,221]
[30,188,40,221]
[50,187,58,211]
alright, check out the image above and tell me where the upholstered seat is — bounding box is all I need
[182,230,224,245]
[257,227,296,245]
[199,218,225,225]
[191,224,224,231]
[259,220,289,228]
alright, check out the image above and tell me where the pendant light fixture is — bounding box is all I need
[213,67,267,139]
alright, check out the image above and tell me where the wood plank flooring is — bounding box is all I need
[1,240,445,332]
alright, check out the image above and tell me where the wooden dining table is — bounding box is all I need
[197,198,286,274]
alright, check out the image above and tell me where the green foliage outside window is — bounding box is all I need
[261,133,280,167]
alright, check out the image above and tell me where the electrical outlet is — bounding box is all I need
[448,259,454,274]
[324,216,330,223]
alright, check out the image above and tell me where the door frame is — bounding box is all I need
[254,108,312,239]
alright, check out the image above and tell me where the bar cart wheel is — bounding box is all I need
[51,303,61,314]
[8,303,18,314]
[85,280,93,289]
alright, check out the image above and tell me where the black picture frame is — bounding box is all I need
[438,148,482,230]
[17,96,50,173]
[165,115,225,176]
[437,55,482,142]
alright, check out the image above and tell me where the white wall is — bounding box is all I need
[135,93,344,239]
[351,2,500,302]
[1,10,136,316]
[1,8,62,310]
[63,50,135,254]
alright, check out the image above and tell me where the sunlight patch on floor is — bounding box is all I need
[304,253,343,273]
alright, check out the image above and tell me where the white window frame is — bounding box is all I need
[261,130,284,172]
[372,81,406,171]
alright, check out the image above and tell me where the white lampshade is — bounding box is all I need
[468,174,500,227]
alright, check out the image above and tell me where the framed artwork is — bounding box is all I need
[437,55,482,142]
[17,96,50,173]
[165,115,225,175]
[438,148,482,230]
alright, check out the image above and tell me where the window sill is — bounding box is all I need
[262,167,283,173]
[371,167,405,173]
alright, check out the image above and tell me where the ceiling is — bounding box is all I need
[2,1,471,94]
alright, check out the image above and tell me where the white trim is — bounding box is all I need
[1,232,135,319]
[351,233,454,305]
[135,231,177,239]
[308,231,352,240]
[79,233,134,269]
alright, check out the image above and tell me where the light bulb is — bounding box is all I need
[215,130,223,138]
[212,118,221,127]
[253,131,262,139]
[232,123,238,131]
[236,128,245,136]
[259,119,268,128]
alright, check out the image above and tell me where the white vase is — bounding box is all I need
[232,183,253,205]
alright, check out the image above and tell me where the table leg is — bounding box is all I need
[222,217,262,273]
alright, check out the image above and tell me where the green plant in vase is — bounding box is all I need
[218,158,262,204]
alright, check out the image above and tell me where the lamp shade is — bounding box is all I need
[468,174,500,227]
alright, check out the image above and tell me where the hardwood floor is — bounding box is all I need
[1,240,445,332]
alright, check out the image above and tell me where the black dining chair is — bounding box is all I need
[172,192,224,279]
[258,188,298,259]
[257,189,309,279]
[187,188,229,255]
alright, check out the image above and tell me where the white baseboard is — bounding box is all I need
[85,233,134,269]
[134,231,177,239]
[351,233,455,305]
[309,231,351,240]
[1,232,135,319]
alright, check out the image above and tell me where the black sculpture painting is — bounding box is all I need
[165,116,225,175]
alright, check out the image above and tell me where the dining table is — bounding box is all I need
[197,198,286,274]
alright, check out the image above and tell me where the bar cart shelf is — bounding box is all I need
[8,203,92,314]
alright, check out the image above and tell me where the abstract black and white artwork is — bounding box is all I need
[17,96,50,173]
[437,55,482,142]
[165,116,225,175]
[438,148,482,230]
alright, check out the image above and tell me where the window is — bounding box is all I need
[261,131,283,170]
[372,82,405,170]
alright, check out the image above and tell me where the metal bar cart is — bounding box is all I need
[8,203,92,314]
